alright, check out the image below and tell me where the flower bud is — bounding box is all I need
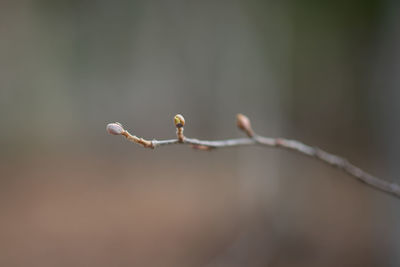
[236,113,254,137]
[106,122,125,135]
[174,114,185,128]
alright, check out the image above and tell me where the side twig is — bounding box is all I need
[106,114,400,199]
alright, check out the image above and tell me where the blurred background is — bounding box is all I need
[1,0,400,266]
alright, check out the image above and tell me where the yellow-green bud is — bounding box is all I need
[174,114,185,128]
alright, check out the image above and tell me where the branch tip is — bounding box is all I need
[236,114,254,137]
[106,122,125,135]
[174,114,185,128]
[174,114,185,142]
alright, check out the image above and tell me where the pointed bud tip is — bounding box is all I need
[236,114,250,129]
[236,114,253,137]
[174,114,185,128]
[106,122,125,135]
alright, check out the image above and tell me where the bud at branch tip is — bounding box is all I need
[106,122,125,135]
[174,114,185,128]
[236,114,254,137]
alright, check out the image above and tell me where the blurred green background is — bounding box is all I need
[1,0,400,266]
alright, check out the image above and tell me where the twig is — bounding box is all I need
[106,114,400,199]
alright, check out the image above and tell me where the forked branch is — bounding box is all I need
[106,114,400,199]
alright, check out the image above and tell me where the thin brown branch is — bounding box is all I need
[106,114,400,199]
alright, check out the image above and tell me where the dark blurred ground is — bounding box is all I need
[1,0,400,266]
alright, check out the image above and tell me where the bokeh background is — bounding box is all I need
[1,0,400,266]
